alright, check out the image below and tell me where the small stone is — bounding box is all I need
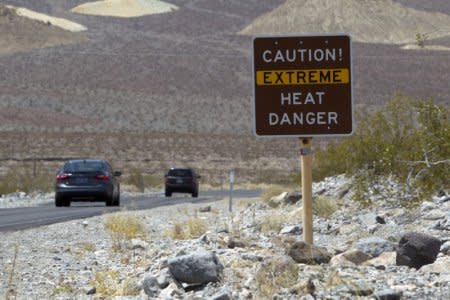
[210,286,232,300]
[376,216,386,224]
[86,287,96,295]
[373,288,402,300]
[199,205,211,212]
[280,225,302,235]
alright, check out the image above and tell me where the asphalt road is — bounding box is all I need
[0,190,260,232]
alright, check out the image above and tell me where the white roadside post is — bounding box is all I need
[229,171,234,212]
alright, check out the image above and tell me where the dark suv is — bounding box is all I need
[164,168,200,197]
[55,159,121,207]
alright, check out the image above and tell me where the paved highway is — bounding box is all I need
[0,190,260,232]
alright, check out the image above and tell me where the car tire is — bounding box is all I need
[192,190,198,198]
[106,196,114,207]
[63,198,71,207]
[113,193,120,206]
[165,189,172,197]
[55,195,64,207]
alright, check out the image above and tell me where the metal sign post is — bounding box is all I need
[300,138,313,244]
[252,34,353,245]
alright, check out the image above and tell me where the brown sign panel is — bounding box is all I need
[253,34,353,137]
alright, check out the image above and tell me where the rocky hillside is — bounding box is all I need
[1,176,449,299]
[0,0,448,133]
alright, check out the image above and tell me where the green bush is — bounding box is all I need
[314,95,449,207]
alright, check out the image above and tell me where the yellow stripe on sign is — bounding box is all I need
[256,68,349,85]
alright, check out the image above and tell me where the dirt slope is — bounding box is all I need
[240,0,450,47]
[0,5,87,55]
[71,0,178,17]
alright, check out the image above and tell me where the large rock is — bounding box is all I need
[355,236,396,257]
[288,241,331,264]
[418,256,450,274]
[364,251,397,268]
[268,191,302,208]
[330,249,372,266]
[168,251,223,284]
[396,232,441,269]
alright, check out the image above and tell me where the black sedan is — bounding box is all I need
[164,167,200,198]
[55,159,121,207]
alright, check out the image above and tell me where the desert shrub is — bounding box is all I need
[313,196,337,219]
[314,95,449,207]
[165,218,207,240]
[255,256,299,298]
[90,271,139,296]
[416,32,428,48]
[104,213,147,251]
[52,274,75,296]
[260,213,285,233]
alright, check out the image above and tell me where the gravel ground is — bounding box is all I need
[0,176,449,299]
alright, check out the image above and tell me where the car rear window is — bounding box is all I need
[168,169,192,177]
[64,161,106,173]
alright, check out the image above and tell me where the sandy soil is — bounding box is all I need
[0,5,88,55]
[71,0,178,18]
[6,5,86,32]
[240,0,450,47]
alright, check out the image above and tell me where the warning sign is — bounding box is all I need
[253,34,353,137]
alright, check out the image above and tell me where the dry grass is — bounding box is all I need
[313,196,338,219]
[0,166,53,195]
[255,256,299,298]
[104,213,147,252]
[165,218,207,240]
[52,274,76,296]
[260,213,285,233]
[90,270,140,297]
[5,244,19,300]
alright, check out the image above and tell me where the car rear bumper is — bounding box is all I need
[55,186,112,201]
[166,184,196,193]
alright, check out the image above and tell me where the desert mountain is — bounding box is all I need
[240,0,450,47]
[0,5,87,55]
[71,0,178,18]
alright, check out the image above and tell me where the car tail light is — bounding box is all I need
[56,173,70,181]
[95,174,110,181]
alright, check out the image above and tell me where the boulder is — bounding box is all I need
[355,236,396,257]
[284,191,302,205]
[268,191,302,208]
[210,286,232,300]
[364,251,397,268]
[330,249,372,266]
[418,256,450,274]
[288,241,331,264]
[168,250,223,284]
[372,288,402,300]
[396,232,441,269]
[141,276,160,298]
